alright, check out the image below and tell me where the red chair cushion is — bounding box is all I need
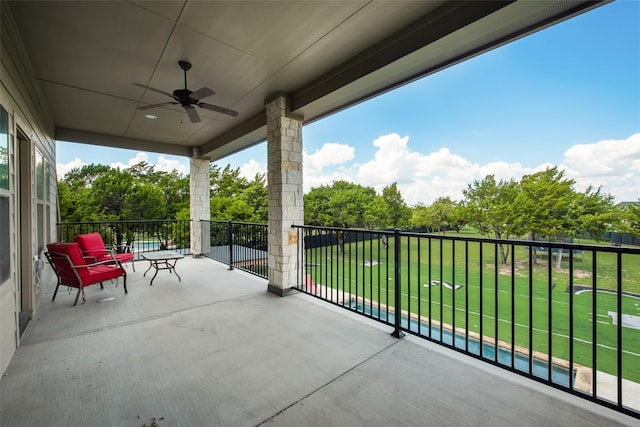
[47,242,83,286]
[75,233,133,265]
[74,232,109,258]
[85,264,126,283]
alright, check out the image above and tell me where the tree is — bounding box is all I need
[210,196,253,221]
[624,200,640,238]
[363,196,389,229]
[450,202,468,233]
[154,171,189,218]
[208,164,267,222]
[303,181,378,228]
[515,167,574,242]
[515,167,618,267]
[572,185,620,240]
[121,183,166,220]
[382,183,411,227]
[84,167,133,219]
[58,180,94,222]
[59,164,113,222]
[410,204,431,230]
[304,184,334,226]
[126,162,189,218]
[330,181,377,227]
[210,164,248,198]
[428,197,457,233]
[463,175,521,264]
[62,163,111,188]
[240,173,268,223]
[58,162,190,248]
[515,167,577,266]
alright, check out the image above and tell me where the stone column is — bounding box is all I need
[190,150,210,257]
[266,94,303,296]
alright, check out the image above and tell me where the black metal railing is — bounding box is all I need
[54,218,640,417]
[56,220,191,259]
[205,220,268,279]
[293,224,640,419]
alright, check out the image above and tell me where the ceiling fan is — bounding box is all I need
[134,60,238,123]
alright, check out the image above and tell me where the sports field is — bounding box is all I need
[304,234,640,383]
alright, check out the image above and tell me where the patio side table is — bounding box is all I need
[141,251,185,285]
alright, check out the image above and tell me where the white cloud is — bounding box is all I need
[355,133,481,204]
[57,133,640,206]
[157,156,187,175]
[562,133,640,176]
[303,166,356,193]
[56,157,86,179]
[301,132,640,206]
[111,152,187,175]
[239,159,266,180]
[560,133,640,201]
[303,142,355,175]
[110,152,149,170]
[57,151,188,179]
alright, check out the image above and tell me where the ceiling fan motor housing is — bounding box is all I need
[173,89,194,105]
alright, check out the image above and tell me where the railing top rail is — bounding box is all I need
[57,219,192,225]
[205,220,267,227]
[292,224,392,233]
[292,224,640,254]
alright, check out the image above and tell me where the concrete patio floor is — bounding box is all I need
[1,256,637,427]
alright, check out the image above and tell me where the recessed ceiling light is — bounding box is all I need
[145,114,157,120]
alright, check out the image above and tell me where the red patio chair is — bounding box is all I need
[45,242,128,306]
[74,232,135,271]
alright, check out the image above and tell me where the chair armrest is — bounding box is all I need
[80,248,115,263]
[70,256,123,269]
[81,255,99,263]
[81,248,115,255]
[111,244,133,254]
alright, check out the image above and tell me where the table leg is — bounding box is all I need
[171,259,181,281]
[145,258,182,285]
[143,261,153,277]
[149,261,159,286]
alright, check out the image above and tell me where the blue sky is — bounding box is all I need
[57,1,640,205]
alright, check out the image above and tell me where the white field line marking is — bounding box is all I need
[314,275,640,358]
[406,295,640,357]
[321,272,568,305]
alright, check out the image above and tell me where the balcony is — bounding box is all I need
[1,253,638,426]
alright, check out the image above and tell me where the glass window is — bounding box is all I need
[45,161,50,200]
[0,106,8,190]
[35,148,43,201]
[0,196,9,284]
[37,203,44,254]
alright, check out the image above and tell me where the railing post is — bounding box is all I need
[200,219,210,257]
[227,220,234,270]
[391,228,405,338]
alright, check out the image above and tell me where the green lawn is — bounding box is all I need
[304,235,640,383]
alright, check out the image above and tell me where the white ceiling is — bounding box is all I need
[7,0,606,161]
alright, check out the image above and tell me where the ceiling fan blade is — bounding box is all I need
[184,105,201,123]
[132,82,175,99]
[198,102,239,117]
[190,87,215,101]
[138,102,177,110]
